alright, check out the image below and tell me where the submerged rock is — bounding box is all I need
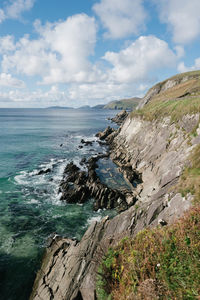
[37,168,51,175]
[80,139,93,146]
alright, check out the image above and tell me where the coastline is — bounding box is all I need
[30,111,194,300]
[30,71,200,300]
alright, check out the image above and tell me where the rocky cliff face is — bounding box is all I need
[30,72,200,300]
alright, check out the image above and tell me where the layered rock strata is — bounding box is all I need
[58,156,134,212]
[30,112,200,300]
[30,72,200,300]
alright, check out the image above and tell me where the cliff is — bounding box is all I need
[30,71,200,300]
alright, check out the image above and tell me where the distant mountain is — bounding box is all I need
[47,106,74,109]
[77,105,91,110]
[91,104,105,109]
[104,97,141,110]
[47,97,141,111]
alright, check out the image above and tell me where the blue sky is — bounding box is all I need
[0,0,200,108]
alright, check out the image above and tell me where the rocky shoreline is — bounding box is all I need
[58,119,138,212]
[30,72,200,300]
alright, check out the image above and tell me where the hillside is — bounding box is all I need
[104,97,140,110]
[30,71,200,300]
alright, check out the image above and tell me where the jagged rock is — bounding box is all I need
[30,190,192,300]
[111,110,128,125]
[95,126,115,140]
[63,162,80,174]
[80,157,87,165]
[37,168,51,175]
[59,160,129,212]
[80,139,93,146]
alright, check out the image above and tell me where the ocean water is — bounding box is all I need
[0,108,118,300]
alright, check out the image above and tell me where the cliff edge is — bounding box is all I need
[30,71,200,300]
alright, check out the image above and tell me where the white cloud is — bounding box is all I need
[2,14,98,84]
[174,45,185,59]
[0,9,6,23]
[0,86,68,106]
[93,0,146,39]
[103,35,177,83]
[0,35,16,53]
[0,73,25,88]
[67,36,177,105]
[178,58,200,73]
[1,33,179,106]
[0,0,35,23]
[154,0,200,44]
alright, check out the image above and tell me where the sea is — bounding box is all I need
[0,108,119,300]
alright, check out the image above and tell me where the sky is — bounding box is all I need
[0,0,200,108]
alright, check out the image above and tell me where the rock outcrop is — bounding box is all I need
[30,192,192,300]
[110,109,128,125]
[59,158,132,212]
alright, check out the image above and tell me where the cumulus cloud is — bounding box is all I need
[103,35,177,83]
[0,35,16,53]
[0,86,68,106]
[178,58,200,73]
[67,36,177,105]
[2,14,98,84]
[0,73,25,88]
[93,0,146,39]
[154,0,200,44]
[68,81,145,106]
[0,0,35,23]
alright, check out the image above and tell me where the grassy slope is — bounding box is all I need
[96,71,200,300]
[104,97,140,110]
[131,71,200,121]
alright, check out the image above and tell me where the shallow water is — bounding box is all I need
[97,158,132,191]
[0,108,118,300]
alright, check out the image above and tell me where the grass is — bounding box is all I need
[131,70,200,123]
[96,144,200,299]
[131,97,200,123]
[96,206,200,300]
[96,71,200,299]
[177,144,200,203]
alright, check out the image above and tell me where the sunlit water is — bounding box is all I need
[0,108,118,300]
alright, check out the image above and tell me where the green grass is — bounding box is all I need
[131,97,200,123]
[96,72,200,299]
[177,144,200,203]
[131,70,200,123]
[96,142,200,300]
[96,206,200,300]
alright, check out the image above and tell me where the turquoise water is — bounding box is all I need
[0,108,117,300]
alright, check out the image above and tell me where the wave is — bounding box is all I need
[87,215,102,225]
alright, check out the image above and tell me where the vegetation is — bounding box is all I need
[177,144,200,203]
[96,71,200,300]
[97,205,200,299]
[131,71,200,122]
[104,97,140,110]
